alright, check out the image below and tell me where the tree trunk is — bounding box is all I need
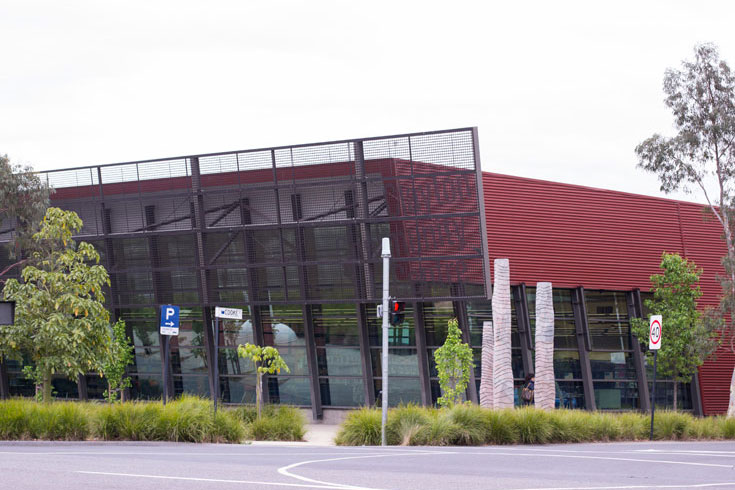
[479,316,494,408]
[534,282,555,410]
[673,380,678,412]
[492,258,514,409]
[256,372,263,420]
[42,371,52,403]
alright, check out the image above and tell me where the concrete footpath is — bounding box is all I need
[303,423,339,445]
[250,423,339,446]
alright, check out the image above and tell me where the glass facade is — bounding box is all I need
[0,128,698,415]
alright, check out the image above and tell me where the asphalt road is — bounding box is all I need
[1,440,734,490]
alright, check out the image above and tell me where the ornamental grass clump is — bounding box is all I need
[387,404,433,446]
[335,408,382,446]
[334,404,735,446]
[513,407,553,444]
[94,401,162,441]
[414,411,461,446]
[445,404,487,445]
[482,408,519,445]
[547,409,594,443]
[247,405,305,441]
[0,399,29,439]
[652,411,693,440]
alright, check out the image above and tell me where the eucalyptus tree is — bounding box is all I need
[636,44,735,416]
[0,154,51,280]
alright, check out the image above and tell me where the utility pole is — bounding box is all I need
[381,237,390,447]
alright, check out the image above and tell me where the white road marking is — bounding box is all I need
[515,483,735,490]
[634,449,735,456]
[277,451,453,490]
[75,470,348,489]
[0,450,349,457]
[457,451,734,468]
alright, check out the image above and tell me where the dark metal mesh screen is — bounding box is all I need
[38,128,489,306]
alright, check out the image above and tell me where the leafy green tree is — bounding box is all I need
[631,253,719,410]
[635,43,735,415]
[101,320,134,403]
[0,208,113,402]
[0,154,51,281]
[237,343,290,418]
[433,318,474,408]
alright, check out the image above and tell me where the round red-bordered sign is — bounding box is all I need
[650,319,662,345]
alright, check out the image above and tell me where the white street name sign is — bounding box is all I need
[215,306,243,320]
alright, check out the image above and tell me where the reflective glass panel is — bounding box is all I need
[593,381,639,409]
[320,378,365,407]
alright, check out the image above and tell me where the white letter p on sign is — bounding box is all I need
[166,307,175,320]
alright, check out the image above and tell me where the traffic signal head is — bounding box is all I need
[390,300,405,326]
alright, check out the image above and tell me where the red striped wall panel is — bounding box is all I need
[482,171,732,414]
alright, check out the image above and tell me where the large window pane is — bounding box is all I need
[649,381,693,410]
[320,378,364,407]
[371,348,419,377]
[593,381,639,409]
[134,348,161,373]
[556,381,585,409]
[585,290,632,350]
[317,347,363,376]
[554,350,582,380]
[268,377,312,405]
[313,304,360,346]
[590,351,636,380]
[367,304,415,347]
[221,376,256,404]
[424,301,456,346]
[174,375,210,397]
[130,374,163,400]
[374,378,422,407]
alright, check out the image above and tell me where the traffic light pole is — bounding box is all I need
[381,237,391,447]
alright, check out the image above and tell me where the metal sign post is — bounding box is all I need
[380,238,391,447]
[159,305,181,406]
[649,315,662,441]
[213,307,243,414]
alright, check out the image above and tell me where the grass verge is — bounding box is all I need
[0,396,306,443]
[335,404,735,446]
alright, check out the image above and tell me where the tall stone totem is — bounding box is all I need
[492,258,514,408]
[479,318,493,408]
[534,282,555,410]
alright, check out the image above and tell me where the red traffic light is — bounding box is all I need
[389,300,405,325]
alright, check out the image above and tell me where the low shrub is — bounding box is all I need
[548,409,593,443]
[387,404,433,445]
[0,399,29,439]
[483,409,519,445]
[0,396,246,443]
[414,411,461,446]
[95,402,162,441]
[25,401,90,440]
[336,405,735,446]
[615,412,648,440]
[247,406,305,441]
[513,407,553,444]
[446,404,487,445]
[721,417,735,439]
[335,408,382,446]
[689,416,722,439]
[653,411,693,440]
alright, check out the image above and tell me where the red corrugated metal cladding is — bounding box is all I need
[482,171,734,415]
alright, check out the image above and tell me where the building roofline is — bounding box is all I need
[482,170,712,208]
[40,127,477,174]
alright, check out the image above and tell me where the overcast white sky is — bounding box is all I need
[2,0,735,203]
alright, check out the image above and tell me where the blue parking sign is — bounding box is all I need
[160,305,180,335]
